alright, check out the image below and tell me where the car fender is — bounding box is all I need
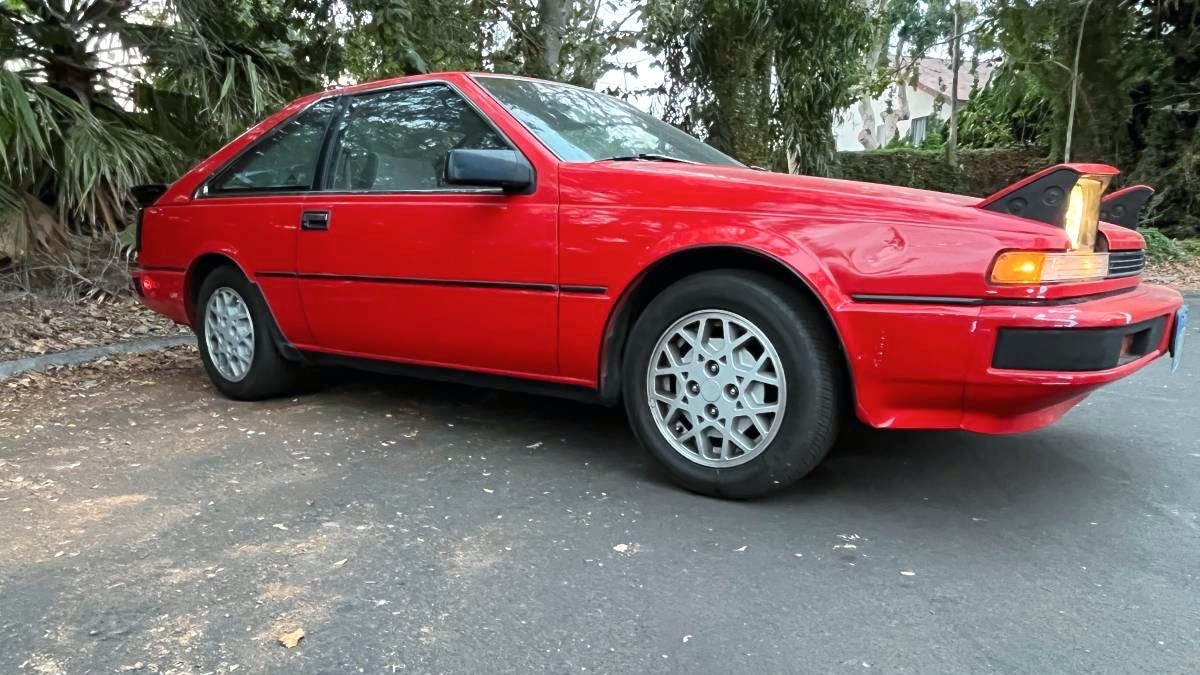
[182,243,313,351]
[595,221,857,402]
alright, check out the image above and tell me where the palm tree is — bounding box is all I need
[0,0,336,263]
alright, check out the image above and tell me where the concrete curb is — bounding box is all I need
[0,334,194,380]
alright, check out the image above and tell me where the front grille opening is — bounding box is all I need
[1107,249,1145,278]
[1120,323,1156,364]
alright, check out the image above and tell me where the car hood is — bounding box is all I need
[563,160,980,206]
[558,161,1063,237]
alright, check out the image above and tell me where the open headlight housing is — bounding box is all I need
[1062,176,1108,251]
[978,164,1122,285]
[977,164,1117,252]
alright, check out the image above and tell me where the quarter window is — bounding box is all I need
[208,98,337,194]
[326,84,508,192]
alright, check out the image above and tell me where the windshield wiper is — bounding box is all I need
[596,153,695,164]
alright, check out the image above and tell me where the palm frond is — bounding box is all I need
[58,118,179,233]
[0,71,69,180]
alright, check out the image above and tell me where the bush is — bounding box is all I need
[1139,228,1200,263]
[833,147,1049,196]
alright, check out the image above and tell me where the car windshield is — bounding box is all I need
[474,76,741,167]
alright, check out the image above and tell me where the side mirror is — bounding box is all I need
[444,149,533,193]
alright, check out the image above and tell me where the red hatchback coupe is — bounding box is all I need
[133,72,1188,498]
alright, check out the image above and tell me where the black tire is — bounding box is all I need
[195,266,299,400]
[622,270,842,499]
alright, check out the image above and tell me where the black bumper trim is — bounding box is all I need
[992,315,1169,372]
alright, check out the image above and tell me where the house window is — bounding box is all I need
[909,116,930,146]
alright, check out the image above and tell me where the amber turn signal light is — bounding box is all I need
[991,251,1109,284]
[991,252,1046,284]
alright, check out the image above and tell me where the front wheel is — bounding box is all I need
[622,270,842,498]
[196,266,299,400]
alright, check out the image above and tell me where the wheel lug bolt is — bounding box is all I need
[707,362,719,375]
[706,404,718,418]
[727,385,738,397]
[688,381,700,394]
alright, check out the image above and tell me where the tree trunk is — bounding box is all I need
[1065,0,1094,162]
[538,0,567,79]
[854,0,894,150]
[857,98,880,151]
[879,40,908,147]
[946,3,961,165]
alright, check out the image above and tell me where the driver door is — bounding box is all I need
[296,82,559,377]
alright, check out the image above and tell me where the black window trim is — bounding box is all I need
[197,96,341,199]
[315,80,532,196]
[196,79,534,200]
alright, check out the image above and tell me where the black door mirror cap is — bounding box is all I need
[444,149,534,193]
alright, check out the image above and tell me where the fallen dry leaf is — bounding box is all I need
[276,626,305,648]
[1145,258,1200,290]
[0,294,190,362]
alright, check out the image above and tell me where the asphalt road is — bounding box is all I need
[1,298,1197,674]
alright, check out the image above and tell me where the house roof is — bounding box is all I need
[907,56,994,101]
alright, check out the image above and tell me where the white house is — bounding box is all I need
[834,56,994,152]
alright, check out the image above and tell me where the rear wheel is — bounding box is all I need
[622,270,841,498]
[196,266,299,400]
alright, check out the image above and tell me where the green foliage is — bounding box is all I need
[1139,228,1200,263]
[956,64,1053,149]
[4,0,1199,268]
[772,0,874,176]
[0,65,178,259]
[975,0,1200,237]
[2,0,642,263]
[58,120,178,231]
[835,146,1049,197]
[1126,1,1200,239]
[643,0,776,166]
[343,0,483,79]
[341,1,639,87]
[138,0,339,156]
[644,0,872,175]
[981,0,1137,161]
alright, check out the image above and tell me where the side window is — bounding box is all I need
[208,98,337,194]
[327,84,508,192]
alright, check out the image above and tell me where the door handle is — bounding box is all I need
[301,210,330,231]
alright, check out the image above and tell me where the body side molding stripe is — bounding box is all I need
[851,287,1136,307]
[255,271,606,295]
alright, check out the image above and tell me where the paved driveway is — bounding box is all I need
[1,298,1197,674]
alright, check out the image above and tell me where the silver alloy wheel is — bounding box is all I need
[204,286,255,382]
[646,309,787,468]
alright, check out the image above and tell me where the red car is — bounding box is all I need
[133,72,1188,498]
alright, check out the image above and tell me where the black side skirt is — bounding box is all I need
[301,352,609,405]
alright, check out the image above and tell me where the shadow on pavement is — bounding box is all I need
[304,365,1109,521]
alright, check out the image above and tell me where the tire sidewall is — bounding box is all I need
[195,267,286,400]
[623,271,839,498]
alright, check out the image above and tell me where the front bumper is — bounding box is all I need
[840,284,1185,433]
